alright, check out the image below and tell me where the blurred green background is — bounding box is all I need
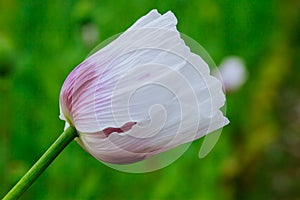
[1,0,300,199]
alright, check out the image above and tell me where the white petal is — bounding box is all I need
[60,10,229,164]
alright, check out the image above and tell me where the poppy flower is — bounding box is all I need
[59,9,229,165]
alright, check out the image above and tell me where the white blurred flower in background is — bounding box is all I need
[214,56,248,92]
[82,22,99,47]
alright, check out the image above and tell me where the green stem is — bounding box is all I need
[3,126,78,200]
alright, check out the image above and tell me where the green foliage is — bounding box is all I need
[1,0,299,199]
